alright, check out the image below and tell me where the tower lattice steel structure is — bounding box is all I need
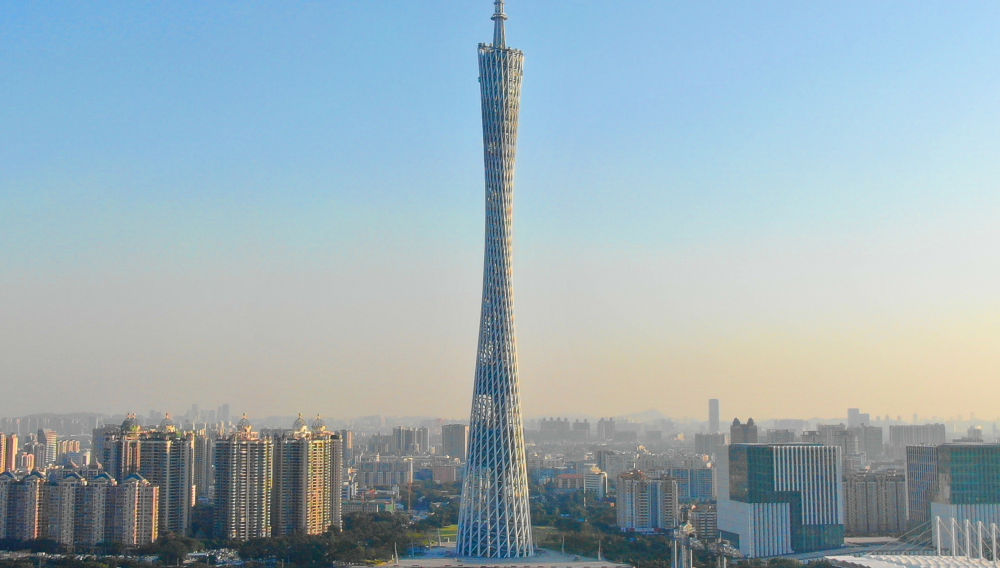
[456,0,533,559]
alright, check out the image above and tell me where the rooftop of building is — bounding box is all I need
[827,555,997,568]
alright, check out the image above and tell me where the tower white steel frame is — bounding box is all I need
[456,0,533,559]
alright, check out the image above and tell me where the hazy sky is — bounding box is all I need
[2,2,999,421]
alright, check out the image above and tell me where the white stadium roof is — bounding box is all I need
[827,555,1000,568]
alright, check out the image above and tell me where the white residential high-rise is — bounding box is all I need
[214,415,273,541]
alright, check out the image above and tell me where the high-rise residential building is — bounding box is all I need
[616,470,680,533]
[0,433,6,474]
[856,425,884,462]
[688,503,718,540]
[718,444,844,558]
[597,418,616,441]
[847,408,871,429]
[709,399,720,434]
[91,425,118,470]
[14,451,34,472]
[538,418,571,442]
[554,469,608,499]
[218,404,231,426]
[46,471,85,547]
[392,426,430,455]
[100,414,195,535]
[214,415,273,541]
[98,415,143,480]
[107,473,159,547]
[4,434,17,473]
[457,0,532,559]
[5,470,46,541]
[137,429,194,536]
[730,418,759,444]
[890,424,946,458]
[25,441,46,471]
[664,466,715,502]
[76,472,114,548]
[37,429,58,467]
[357,456,413,489]
[192,428,214,501]
[329,429,343,531]
[0,471,109,546]
[271,415,334,537]
[844,471,906,536]
[766,429,797,444]
[339,429,353,465]
[0,472,12,538]
[442,424,469,461]
[694,433,726,457]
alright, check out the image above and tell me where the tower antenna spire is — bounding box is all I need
[492,0,507,48]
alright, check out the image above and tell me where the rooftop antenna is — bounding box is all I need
[492,0,507,48]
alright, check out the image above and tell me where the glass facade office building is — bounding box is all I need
[907,444,1000,552]
[719,444,844,557]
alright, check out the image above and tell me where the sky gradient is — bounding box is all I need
[2,2,999,420]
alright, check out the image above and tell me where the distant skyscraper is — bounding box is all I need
[3,434,15,473]
[192,428,214,501]
[730,418,758,444]
[37,428,58,467]
[597,417,616,441]
[442,424,469,461]
[889,424,946,459]
[694,432,727,457]
[214,415,273,541]
[847,408,870,428]
[457,1,532,558]
[392,426,429,455]
[709,399,720,433]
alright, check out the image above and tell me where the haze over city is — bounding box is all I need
[3,2,999,419]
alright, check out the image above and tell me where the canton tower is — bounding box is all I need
[456,0,533,559]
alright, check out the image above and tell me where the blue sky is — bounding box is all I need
[2,2,999,420]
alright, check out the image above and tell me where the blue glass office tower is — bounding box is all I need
[718,444,844,557]
[456,0,533,559]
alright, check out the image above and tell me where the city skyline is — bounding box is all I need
[3,2,999,419]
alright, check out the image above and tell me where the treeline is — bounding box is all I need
[0,512,415,567]
[239,512,415,566]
